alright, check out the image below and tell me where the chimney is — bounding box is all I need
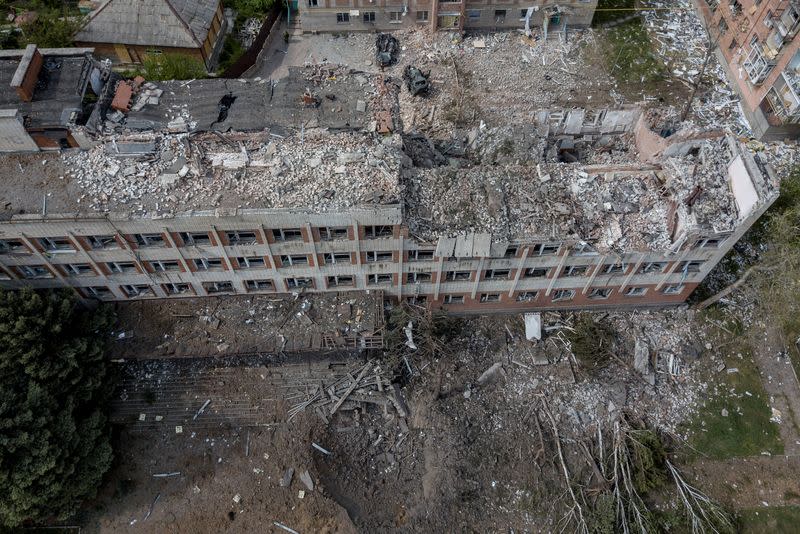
[10,44,43,102]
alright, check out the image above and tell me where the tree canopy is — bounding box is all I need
[0,289,115,528]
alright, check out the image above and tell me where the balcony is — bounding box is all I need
[764,51,800,124]
[743,44,776,85]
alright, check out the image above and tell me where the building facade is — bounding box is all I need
[0,134,777,314]
[695,0,800,139]
[295,0,597,34]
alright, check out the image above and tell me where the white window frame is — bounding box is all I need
[88,235,119,250]
[135,233,165,247]
[237,256,265,269]
[588,288,612,300]
[65,263,94,276]
[368,273,393,286]
[324,252,351,265]
[624,287,647,297]
[443,294,464,304]
[552,289,575,302]
[516,291,538,302]
[109,261,136,274]
[20,265,52,278]
[226,231,258,245]
[40,237,74,252]
[194,258,223,271]
[480,293,501,303]
[281,254,308,267]
[180,232,211,246]
[203,281,234,294]
[245,279,274,291]
[408,249,434,261]
[151,260,181,272]
[408,272,432,283]
[272,228,303,242]
[327,275,355,287]
[662,284,684,295]
[366,251,393,263]
[165,282,192,295]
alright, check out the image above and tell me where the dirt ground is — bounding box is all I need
[111,292,384,359]
[82,304,746,533]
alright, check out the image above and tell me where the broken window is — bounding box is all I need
[562,265,590,277]
[366,251,393,263]
[150,260,181,272]
[408,249,434,261]
[327,275,354,287]
[639,262,666,274]
[368,273,393,286]
[308,0,318,5]
[108,261,137,274]
[203,281,233,294]
[19,265,52,278]
[572,242,598,256]
[281,254,308,267]
[286,277,313,289]
[134,233,165,247]
[363,11,375,22]
[468,10,481,21]
[121,284,152,297]
[165,283,193,295]
[445,271,471,281]
[237,256,265,269]
[364,225,393,239]
[624,287,647,297]
[87,235,119,249]
[336,12,350,23]
[416,10,428,22]
[588,288,612,300]
[0,239,27,254]
[603,264,626,275]
[65,264,94,276]
[407,272,432,283]
[552,289,575,302]
[389,11,402,22]
[407,296,427,306]
[494,9,506,23]
[180,232,211,246]
[86,286,112,299]
[678,261,704,274]
[245,279,274,291]
[272,228,303,242]
[194,258,223,271]
[504,246,518,258]
[695,237,726,249]
[662,284,684,295]
[443,294,464,304]
[324,252,351,264]
[39,237,74,252]
[524,267,549,278]
[480,293,500,303]
[319,226,349,241]
[226,231,258,245]
[485,269,510,280]
[516,291,538,302]
[530,243,560,256]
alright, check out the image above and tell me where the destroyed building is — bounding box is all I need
[696,0,800,140]
[296,0,597,34]
[0,66,779,312]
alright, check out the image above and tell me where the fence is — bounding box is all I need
[221,6,283,78]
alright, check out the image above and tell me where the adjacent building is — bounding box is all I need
[295,0,597,34]
[0,67,779,313]
[74,0,227,71]
[695,0,800,140]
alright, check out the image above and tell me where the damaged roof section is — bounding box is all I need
[0,45,92,129]
[403,134,778,253]
[107,66,392,135]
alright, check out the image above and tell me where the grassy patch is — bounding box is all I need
[683,311,783,460]
[599,19,667,88]
[738,506,800,533]
[592,0,636,26]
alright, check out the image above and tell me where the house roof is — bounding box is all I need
[75,0,219,49]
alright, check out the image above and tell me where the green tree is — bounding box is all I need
[0,289,115,528]
[18,8,84,48]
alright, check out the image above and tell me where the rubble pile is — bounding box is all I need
[403,138,741,251]
[63,130,404,215]
[504,309,707,435]
[643,0,751,134]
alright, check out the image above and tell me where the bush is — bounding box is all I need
[566,314,616,372]
[19,8,84,48]
[218,35,245,73]
[140,53,207,81]
[0,289,115,528]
